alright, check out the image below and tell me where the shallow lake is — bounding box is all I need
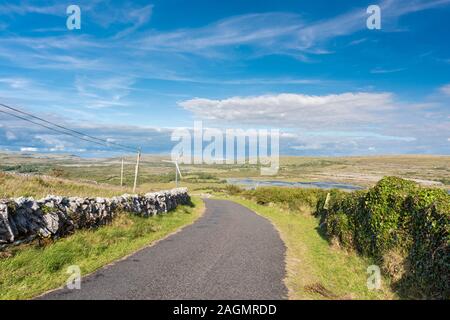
[227,178,364,191]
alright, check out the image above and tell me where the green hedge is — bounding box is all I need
[224,177,449,298]
[242,186,325,211]
[316,177,450,299]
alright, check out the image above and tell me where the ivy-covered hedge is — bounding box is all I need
[316,177,450,299]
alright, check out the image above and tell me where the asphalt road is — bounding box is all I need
[39,199,287,300]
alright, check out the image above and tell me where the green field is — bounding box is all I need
[0,153,449,195]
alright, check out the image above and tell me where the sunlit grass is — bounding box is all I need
[1,154,448,193]
[0,172,132,198]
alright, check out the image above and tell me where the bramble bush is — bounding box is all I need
[316,177,449,299]
[243,186,325,211]
[228,177,449,298]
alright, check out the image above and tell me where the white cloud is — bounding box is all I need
[20,147,38,152]
[35,134,68,151]
[179,92,396,128]
[0,115,445,156]
[0,77,71,107]
[133,0,450,59]
[371,68,406,74]
[0,0,447,89]
[112,4,153,38]
[5,131,16,140]
[291,144,323,151]
[133,12,304,58]
[384,0,450,16]
[0,3,64,16]
[74,76,136,109]
[0,77,29,89]
[440,84,450,96]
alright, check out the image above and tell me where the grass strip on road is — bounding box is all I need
[0,197,204,300]
[220,196,397,300]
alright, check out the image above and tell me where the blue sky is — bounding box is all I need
[0,0,449,156]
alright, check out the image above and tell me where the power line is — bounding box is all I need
[0,103,138,152]
[0,109,116,149]
[0,103,137,152]
[0,108,137,152]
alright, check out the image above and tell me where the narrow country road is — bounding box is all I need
[39,199,287,300]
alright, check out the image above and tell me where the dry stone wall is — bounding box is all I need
[0,188,190,247]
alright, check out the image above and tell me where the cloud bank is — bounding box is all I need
[179,92,396,128]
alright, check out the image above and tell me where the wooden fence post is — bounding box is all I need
[133,150,141,193]
[120,158,124,187]
[175,163,178,188]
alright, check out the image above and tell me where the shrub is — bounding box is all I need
[382,248,407,283]
[365,177,418,255]
[399,188,450,298]
[224,184,244,195]
[1,164,42,173]
[192,172,217,180]
[316,177,449,299]
[50,168,66,178]
[324,211,354,247]
[149,173,176,183]
[245,186,325,211]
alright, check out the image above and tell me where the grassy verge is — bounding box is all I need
[0,171,225,198]
[0,172,132,198]
[219,195,397,300]
[0,197,204,300]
